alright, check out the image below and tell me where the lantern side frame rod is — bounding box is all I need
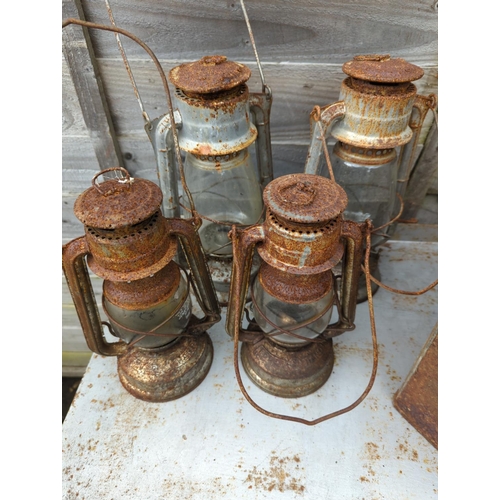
[249,92,274,187]
[104,0,150,125]
[62,18,196,214]
[239,0,267,94]
[304,102,346,178]
[62,236,128,357]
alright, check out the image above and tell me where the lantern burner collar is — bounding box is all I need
[263,174,348,224]
[169,55,252,95]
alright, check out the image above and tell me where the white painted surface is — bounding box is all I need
[62,240,438,499]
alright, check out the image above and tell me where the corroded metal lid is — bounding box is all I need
[263,173,348,224]
[169,55,251,94]
[74,168,163,229]
[343,54,424,83]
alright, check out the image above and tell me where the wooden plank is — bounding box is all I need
[402,120,438,220]
[62,0,123,169]
[62,58,88,136]
[78,0,437,65]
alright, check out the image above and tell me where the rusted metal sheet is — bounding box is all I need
[343,54,424,85]
[258,262,333,304]
[394,323,438,449]
[169,55,251,95]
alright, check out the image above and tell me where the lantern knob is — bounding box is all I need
[200,55,227,66]
[277,180,316,207]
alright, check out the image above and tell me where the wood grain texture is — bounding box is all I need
[77,0,438,65]
[62,0,123,169]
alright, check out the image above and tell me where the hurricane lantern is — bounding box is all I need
[62,167,220,402]
[146,55,273,299]
[226,173,369,422]
[304,54,436,300]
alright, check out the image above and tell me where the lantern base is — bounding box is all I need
[241,338,334,398]
[117,332,213,402]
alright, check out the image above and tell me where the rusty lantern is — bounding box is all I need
[146,55,273,299]
[304,54,437,300]
[226,173,371,423]
[62,167,220,402]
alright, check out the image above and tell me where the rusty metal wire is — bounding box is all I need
[362,266,438,296]
[101,264,192,347]
[62,18,196,215]
[239,0,267,93]
[232,219,379,425]
[311,105,336,182]
[248,281,338,343]
[179,199,266,256]
[371,193,405,233]
[104,0,150,125]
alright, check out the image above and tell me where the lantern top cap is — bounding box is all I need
[343,54,424,83]
[169,55,251,94]
[263,174,348,224]
[74,168,163,229]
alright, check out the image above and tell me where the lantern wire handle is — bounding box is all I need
[103,0,150,125]
[239,0,268,94]
[62,18,196,215]
[311,106,336,182]
[232,220,379,426]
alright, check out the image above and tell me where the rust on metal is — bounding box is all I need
[263,173,347,224]
[117,333,214,402]
[257,174,347,273]
[103,261,181,310]
[85,213,178,282]
[343,55,424,84]
[333,141,397,166]
[241,338,334,398]
[174,83,251,110]
[393,325,438,449]
[75,169,163,229]
[224,172,375,423]
[63,167,221,402]
[258,262,333,304]
[332,78,418,148]
[169,55,251,95]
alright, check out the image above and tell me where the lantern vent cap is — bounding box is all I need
[343,54,424,83]
[169,55,252,94]
[74,169,163,229]
[263,173,348,224]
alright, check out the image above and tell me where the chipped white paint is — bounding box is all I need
[63,240,438,499]
[298,245,311,268]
